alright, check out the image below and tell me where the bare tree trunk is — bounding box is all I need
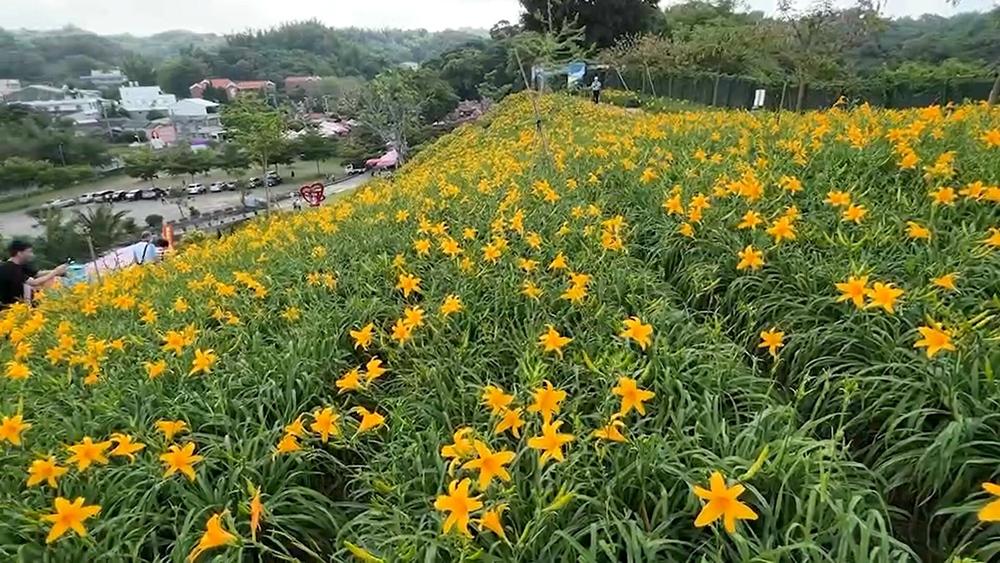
[795,81,807,112]
[989,71,999,107]
[712,74,721,107]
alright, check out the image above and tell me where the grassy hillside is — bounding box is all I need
[1,94,999,561]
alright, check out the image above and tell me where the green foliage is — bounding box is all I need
[221,95,288,175]
[294,132,339,175]
[520,0,662,49]
[214,143,251,176]
[156,55,209,97]
[71,204,138,253]
[0,105,110,168]
[121,53,157,86]
[122,148,163,184]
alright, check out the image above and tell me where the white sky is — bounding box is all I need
[0,0,993,36]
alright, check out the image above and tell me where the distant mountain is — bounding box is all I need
[106,30,226,60]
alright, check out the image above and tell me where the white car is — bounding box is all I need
[77,193,95,204]
[208,181,225,193]
[186,183,205,195]
[42,198,76,209]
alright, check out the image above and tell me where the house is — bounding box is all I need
[119,84,177,117]
[2,85,105,121]
[80,68,128,87]
[0,79,21,98]
[189,78,275,101]
[284,76,322,95]
[169,98,223,140]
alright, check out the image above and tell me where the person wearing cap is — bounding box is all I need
[0,240,68,306]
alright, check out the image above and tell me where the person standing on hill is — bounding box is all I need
[0,240,67,307]
[591,76,603,104]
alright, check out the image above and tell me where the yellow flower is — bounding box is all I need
[350,323,375,350]
[518,258,538,272]
[441,427,476,461]
[914,322,955,358]
[189,349,218,376]
[0,414,31,446]
[249,485,265,542]
[930,186,957,206]
[109,433,146,461]
[560,282,588,303]
[462,440,516,489]
[463,227,478,240]
[187,512,237,562]
[736,245,764,271]
[477,504,508,539]
[5,360,30,380]
[403,306,425,328]
[173,297,190,313]
[619,316,653,350]
[413,238,431,256]
[145,359,167,379]
[758,329,784,358]
[274,433,302,455]
[284,415,307,437]
[778,175,802,193]
[679,222,695,238]
[336,367,365,393]
[931,272,957,291]
[984,227,1000,249]
[440,295,463,316]
[824,190,851,207]
[866,282,904,314]
[26,456,68,488]
[391,318,413,344]
[527,380,567,424]
[440,237,462,257]
[693,471,758,533]
[522,280,543,300]
[41,497,101,544]
[737,210,762,230]
[538,326,572,358]
[281,306,301,322]
[482,385,514,415]
[66,436,111,471]
[662,193,684,216]
[906,221,931,241]
[365,357,388,383]
[310,407,341,443]
[766,217,796,243]
[979,482,1000,522]
[155,419,188,441]
[162,330,188,355]
[592,415,627,442]
[612,376,655,416]
[434,478,483,537]
[160,442,204,480]
[354,407,386,434]
[494,407,525,438]
[527,420,574,466]
[140,307,158,324]
[396,273,422,297]
[842,204,867,224]
[548,252,568,271]
[525,231,543,249]
[835,275,869,309]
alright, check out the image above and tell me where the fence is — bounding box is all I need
[606,70,996,110]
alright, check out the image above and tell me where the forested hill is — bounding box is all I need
[0,22,486,88]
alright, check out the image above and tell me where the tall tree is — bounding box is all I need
[163,147,198,183]
[520,0,662,49]
[222,95,288,206]
[295,132,338,176]
[73,205,136,253]
[123,149,163,186]
[157,55,209,97]
[121,53,157,85]
[343,70,420,163]
[215,143,250,177]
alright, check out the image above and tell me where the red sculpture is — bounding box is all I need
[299,183,326,207]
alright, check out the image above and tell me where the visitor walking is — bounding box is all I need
[0,240,68,307]
[591,76,603,104]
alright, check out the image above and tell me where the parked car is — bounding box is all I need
[77,192,96,204]
[266,174,282,187]
[224,181,238,191]
[109,190,128,202]
[96,190,116,202]
[125,189,143,201]
[247,177,263,188]
[208,181,226,193]
[344,164,366,176]
[42,198,76,210]
[140,188,166,200]
[186,183,206,195]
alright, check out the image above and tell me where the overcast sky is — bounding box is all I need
[0,0,994,36]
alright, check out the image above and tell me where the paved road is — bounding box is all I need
[0,174,371,237]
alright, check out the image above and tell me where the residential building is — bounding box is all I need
[80,68,128,87]
[2,85,105,121]
[189,78,275,101]
[119,84,177,117]
[169,98,223,140]
[0,79,21,98]
[284,75,322,95]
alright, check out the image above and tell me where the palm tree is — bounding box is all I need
[73,204,136,254]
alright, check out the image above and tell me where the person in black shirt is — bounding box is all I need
[0,240,68,307]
